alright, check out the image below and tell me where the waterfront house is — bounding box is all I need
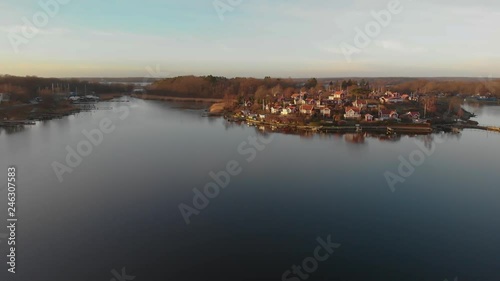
[248,114,258,120]
[344,107,361,119]
[271,106,282,114]
[320,107,331,117]
[407,111,420,119]
[300,105,315,115]
[353,99,368,109]
[281,107,292,116]
[365,114,374,122]
[240,110,250,116]
[379,109,399,120]
[401,111,420,120]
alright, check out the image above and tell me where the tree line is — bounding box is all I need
[0,75,133,102]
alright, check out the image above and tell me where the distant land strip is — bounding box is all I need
[132,94,223,103]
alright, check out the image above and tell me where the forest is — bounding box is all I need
[0,75,133,102]
[148,76,500,99]
[1,75,499,104]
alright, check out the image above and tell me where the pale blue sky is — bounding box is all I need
[1,0,499,77]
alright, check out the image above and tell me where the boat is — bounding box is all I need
[476,96,497,102]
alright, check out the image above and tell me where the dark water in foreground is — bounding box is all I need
[1,99,500,281]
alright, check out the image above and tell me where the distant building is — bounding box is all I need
[379,109,399,120]
[320,107,331,117]
[271,106,282,114]
[0,93,11,104]
[133,88,146,94]
[344,107,361,119]
[329,91,346,100]
[300,105,315,115]
[353,99,368,109]
[401,111,421,120]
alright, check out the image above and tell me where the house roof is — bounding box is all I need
[380,109,397,115]
[300,105,315,111]
[346,107,360,113]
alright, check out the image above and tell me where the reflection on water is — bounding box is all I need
[464,104,500,126]
[0,125,27,135]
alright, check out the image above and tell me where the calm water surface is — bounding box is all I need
[1,99,499,281]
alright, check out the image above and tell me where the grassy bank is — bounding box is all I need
[0,102,79,121]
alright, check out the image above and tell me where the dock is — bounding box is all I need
[454,124,500,133]
[487,126,500,133]
[0,120,36,127]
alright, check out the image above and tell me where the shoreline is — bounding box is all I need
[223,114,500,135]
[132,94,223,103]
[2,97,499,135]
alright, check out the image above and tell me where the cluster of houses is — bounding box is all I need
[242,90,423,123]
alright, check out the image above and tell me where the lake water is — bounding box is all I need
[464,103,500,127]
[1,99,499,281]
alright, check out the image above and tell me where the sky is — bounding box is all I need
[0,0,499,78]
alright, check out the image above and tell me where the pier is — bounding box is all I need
[0,120,36,127]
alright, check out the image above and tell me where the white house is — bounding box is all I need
[271,106,282,114]
[297,97,306,105]
[344,107,361,119]
[365,114,374,122]
[300,105,315,115]
[281,108,292,116]
[334,91,345,100]
[379,109,399,120]
[320,107,331,117]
